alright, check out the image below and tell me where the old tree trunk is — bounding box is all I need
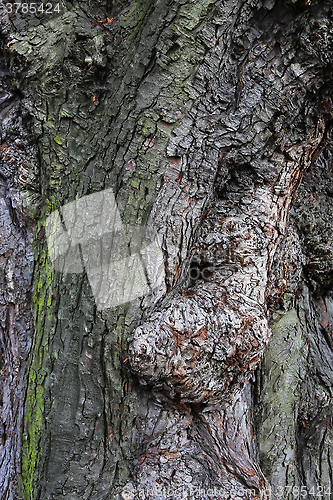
[1,0,333,498]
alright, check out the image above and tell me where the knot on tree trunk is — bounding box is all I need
[129,287,270,405]
[128,188,280,405]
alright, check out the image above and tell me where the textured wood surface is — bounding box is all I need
[0,0,332,499]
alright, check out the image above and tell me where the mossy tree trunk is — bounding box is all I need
[1,0,333,499]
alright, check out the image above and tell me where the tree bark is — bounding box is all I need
[1,0,333,499]
[0,40,38,500]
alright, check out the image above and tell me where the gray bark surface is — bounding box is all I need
[0,43,37,500]
[256,138,333,500]
[0,0,332,499]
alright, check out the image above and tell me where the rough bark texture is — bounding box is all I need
[255,137,333,500]
[0,44,38,500]
[0,0,333,499]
